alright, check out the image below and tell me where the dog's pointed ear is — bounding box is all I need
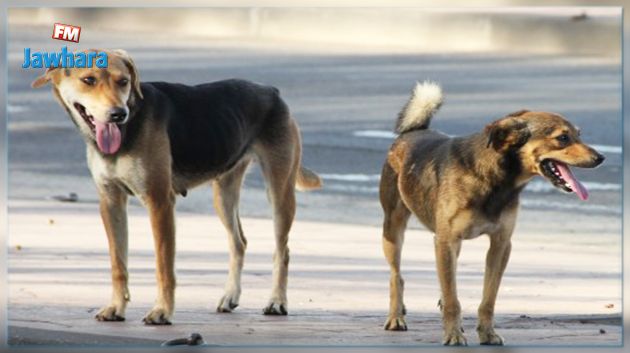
[485,110,531,151]
[113,49,143,100]
[31,67,59,88]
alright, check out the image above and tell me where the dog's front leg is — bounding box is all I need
[434,235,467,346]
[477,228,513,345]
[95,184,130,322]
[142,189,177,325]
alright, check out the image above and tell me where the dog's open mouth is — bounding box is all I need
[73,102,122,155]
[74,103,96,134]
[540,159,589,201]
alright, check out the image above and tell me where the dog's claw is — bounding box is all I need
[96,314,125,322]
[142,308,172,325]
[263,302,287,315]
[216,305,237,313]
[143,315,172,325]
[384,316,408,331]
[442,328,467,346]
[478,327,504,345]
[95,306,125,322]
[216,301,238,313]
[217,293,240,313]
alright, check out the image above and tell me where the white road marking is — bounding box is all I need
[8,105,28,113]
[352,130,396,138]
[322,173,620,193]
[319,174,381,182]
[591,144,622,154]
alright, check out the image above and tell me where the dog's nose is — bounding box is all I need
[108,107,127,123]
[594,152,605,166]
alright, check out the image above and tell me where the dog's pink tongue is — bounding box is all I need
[556,162,589,201]
[94,120,122,155]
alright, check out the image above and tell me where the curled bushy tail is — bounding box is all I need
[396,81,443,134]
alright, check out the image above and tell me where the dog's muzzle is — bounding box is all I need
[539,159,589,201]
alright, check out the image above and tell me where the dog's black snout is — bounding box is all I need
[108,107,127,123]
[594,152,605,166]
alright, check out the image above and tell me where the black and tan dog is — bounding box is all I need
[32,49,321,324]
[380,81,604,345]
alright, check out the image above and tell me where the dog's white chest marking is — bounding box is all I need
[87,147,149,203]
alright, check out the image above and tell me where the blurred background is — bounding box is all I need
[8,7,622,55]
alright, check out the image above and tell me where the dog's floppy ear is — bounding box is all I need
[485,110,531,151]
[113,49,143,100]
[31,67,60,88]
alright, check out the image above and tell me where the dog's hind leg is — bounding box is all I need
[380,163,411,331]
[95,183,130,322]
[255,120,301,316]
[477,211,516,346]
[213,159,251,313]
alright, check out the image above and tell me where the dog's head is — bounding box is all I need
[485,110,605,200]
[32,49,142,155]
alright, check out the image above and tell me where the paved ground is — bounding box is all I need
[7,201,622,346]
[6,17,623,347]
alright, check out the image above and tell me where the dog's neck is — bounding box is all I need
[127,89,144,117]
[468,132,524,185]
[463,133,527,218]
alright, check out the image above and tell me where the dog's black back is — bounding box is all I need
[123,79,286,177]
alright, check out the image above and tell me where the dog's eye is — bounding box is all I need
[81,76,96,86]
[117,78,129,87]
[556,134,570,144]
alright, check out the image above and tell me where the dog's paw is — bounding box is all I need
[384,316,407,331]
[262,301,288,315]
[142,307,172,325]
[95,305,125,322]
[442,328,467,346]
[477,327,504,345]
[217,292,240,313]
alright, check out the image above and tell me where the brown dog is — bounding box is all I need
[32,49,321,324]
[380,81,604,345]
